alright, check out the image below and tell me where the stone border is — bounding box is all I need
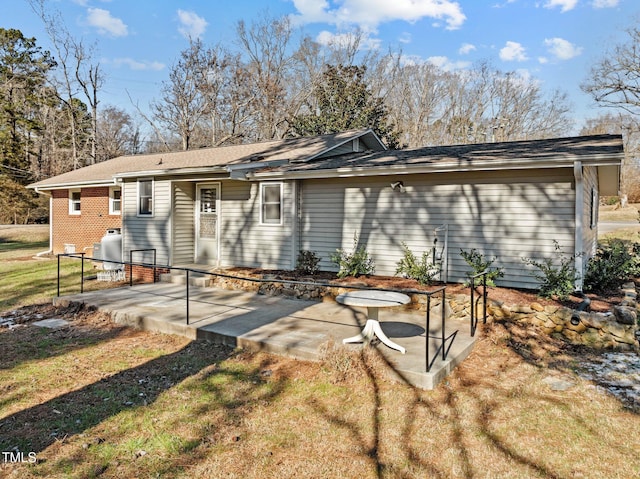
[205,274,639,351]
[487,282,639,350]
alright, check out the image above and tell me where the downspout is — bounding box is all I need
[36,193,53,258]
[573,161,584,292]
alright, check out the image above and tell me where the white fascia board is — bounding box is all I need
[30,179,118,192]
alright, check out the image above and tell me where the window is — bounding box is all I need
[260,182,282,225]
[138,179,153,216]
[109,187,121,215]
[69,190,81,215]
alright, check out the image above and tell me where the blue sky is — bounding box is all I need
[5,0,638,134]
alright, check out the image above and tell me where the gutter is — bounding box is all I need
[30,179,117,192]
[249,159,582,181]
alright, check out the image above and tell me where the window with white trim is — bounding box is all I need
[69,189,81,215]
[109,187,121,215]
[260,182,282,225]
[138,179,153,216]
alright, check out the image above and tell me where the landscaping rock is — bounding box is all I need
[613,305,637,325]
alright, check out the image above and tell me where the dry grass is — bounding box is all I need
[1,303,639,479]
[599,203,640,222]
[2,224,640,478]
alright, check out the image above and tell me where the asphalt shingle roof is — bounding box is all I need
[29,129,377,189]
[256,134,624,176]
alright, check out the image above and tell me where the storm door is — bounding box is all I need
[195,183,220,264]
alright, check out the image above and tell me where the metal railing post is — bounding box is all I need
[426,294,431,372]
[185,269,190,325]
[440,287,446,361]
[129,250,133,287]
[483,272,488,324]
[57,254,61,297]
[471,280,476,337]
[80,252,85,293]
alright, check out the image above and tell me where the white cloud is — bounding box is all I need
[542,0,578,12]
[544,37,583,59]
[499,41,528,61]
[177,10,208,39]
[316,30,382,51]
[427,55,471,71]
[459,42,476,55]
[592,0,618,7]
[398,32,412,44]
[111,58,165,71]
[86,8,128,37]
[538,56,549,64]
[291,0,466,30]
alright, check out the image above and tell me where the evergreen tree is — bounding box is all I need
[0,28,55,183]
[290,64,401,148]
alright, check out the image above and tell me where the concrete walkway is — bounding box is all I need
[53,283,477,389]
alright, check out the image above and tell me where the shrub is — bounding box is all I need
[295,250,321,275]
[395,242,440,285]
[459,248,504,287]
[522,240,581,300]
[584,240,640,292]
[330,234,375,278]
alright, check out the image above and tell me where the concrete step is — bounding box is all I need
[159,272,211,287]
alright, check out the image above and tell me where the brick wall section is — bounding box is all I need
[51,187,122,255]
[130,265,170,283]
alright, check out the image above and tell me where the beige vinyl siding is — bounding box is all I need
[219,180,294,269]
[172,182,195,264]
[122,178,171,265]
[300,169,575,289]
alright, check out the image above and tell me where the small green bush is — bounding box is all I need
[522,240,581,300]
[395,242,440,285]
[330,234,375,278]
[295,250,321,275]
[584,240,640,292]
[459,248,504,287]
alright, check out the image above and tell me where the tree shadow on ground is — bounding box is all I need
[310,318,640,479]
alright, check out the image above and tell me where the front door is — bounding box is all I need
[195,183,220,264]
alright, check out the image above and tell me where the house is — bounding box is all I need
[29,129,623,291]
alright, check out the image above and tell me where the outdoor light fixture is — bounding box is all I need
[390,181,405,192]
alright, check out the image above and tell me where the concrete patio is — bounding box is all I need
[53,282,477,389]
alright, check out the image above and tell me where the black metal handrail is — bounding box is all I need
[425,286,457,372]
[469,270,489,337]
[56,253,457,372]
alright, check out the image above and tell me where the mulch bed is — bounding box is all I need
[221,267,631,313]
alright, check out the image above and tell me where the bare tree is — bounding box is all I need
[96,105,139,161]
[581,113,640,201]
[29,0,102,167]
[235,14,297,140]
[151,39,209,151]
[582,26,640,116]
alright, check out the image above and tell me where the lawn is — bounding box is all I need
[1,228,639,478]
[0,225,122,310]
